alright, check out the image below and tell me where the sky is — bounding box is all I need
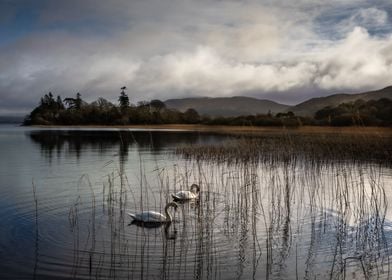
[1,0,392,115]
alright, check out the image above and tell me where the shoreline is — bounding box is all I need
[29,124,392,135]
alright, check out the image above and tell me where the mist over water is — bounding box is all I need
[0,125,391,279]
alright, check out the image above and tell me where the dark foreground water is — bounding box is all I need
[0,124,391,279]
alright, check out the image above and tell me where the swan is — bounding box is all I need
[171,184,200,201]
[128,202,178,223]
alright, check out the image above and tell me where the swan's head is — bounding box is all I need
[190,184,200,193]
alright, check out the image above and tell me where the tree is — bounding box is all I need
[183,108,200,124]
[40,92,56,109]
[75,93,82,110]
[92,97,114,110]
[118,86,129,110]
[24,92,64,125]
[64,92,83,110]
[276,111,295,118]
[56,95,64,110]
[150,99,166,112]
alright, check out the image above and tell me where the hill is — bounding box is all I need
[164,96,290,117]
[290,86,392,116]
[0,115,24,124]
[165,87,392,117]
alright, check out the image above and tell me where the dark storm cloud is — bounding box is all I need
[0,0,392,114]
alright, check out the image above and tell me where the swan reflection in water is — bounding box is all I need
[129,220,178,240]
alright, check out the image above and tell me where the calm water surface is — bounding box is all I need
[0,124,391,279]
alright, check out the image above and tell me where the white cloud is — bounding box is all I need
[316,27,392,90]
[130,47,318,97]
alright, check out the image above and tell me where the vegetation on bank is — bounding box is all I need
[24,88,392,126]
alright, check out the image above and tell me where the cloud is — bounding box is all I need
[128,27,392,99]
[0,0,392,113]
[316,27,392,90]
[335,7,389,35]
[131,47,318,97]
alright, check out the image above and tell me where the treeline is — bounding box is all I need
[314,98,392,126]
[24,89,392,126]
[23,89,203,125]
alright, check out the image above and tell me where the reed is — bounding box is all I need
[63,129,390,279]
[174,130,390,279]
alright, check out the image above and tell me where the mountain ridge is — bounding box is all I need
[165,96,289,117]
[290,86,392,116]
[164,86,392,117]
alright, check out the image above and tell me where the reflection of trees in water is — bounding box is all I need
[27,130,226,162]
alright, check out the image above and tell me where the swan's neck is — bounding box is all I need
[164,205,173,222]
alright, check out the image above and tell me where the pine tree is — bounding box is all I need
[118,86,129,110]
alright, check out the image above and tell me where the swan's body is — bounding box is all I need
[171,184,200,201]
[128,202,178,223]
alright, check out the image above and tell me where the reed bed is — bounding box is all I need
[62,130,391,279]
[174,131,391,279]
[176,132,392,166]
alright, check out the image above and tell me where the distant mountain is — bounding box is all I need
[164,96,290,117]
[0,115,24,124]
[290,86,392,116]
[165,87,392,117]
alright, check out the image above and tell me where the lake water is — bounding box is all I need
[0,124,391,279]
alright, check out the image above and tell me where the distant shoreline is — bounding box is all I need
[30,124,392,135]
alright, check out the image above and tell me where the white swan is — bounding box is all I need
[128,202,178,223]
[171,184,200,201]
